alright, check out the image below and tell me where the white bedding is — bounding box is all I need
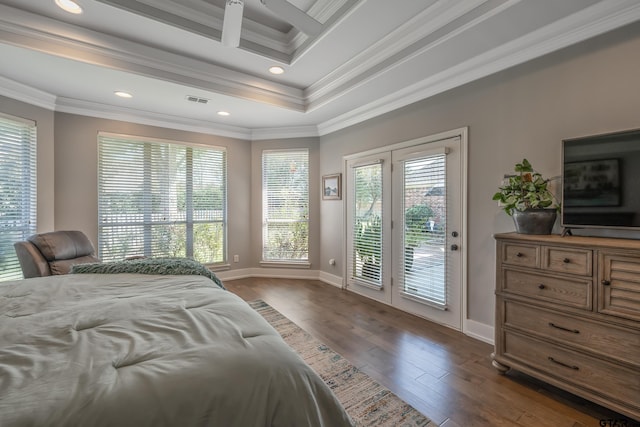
[0,273,354,426]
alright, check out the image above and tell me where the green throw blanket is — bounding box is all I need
[70,257,225,289]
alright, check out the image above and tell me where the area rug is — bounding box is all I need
[249,299,433,427]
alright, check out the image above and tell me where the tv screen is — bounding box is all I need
[562,128,640,229]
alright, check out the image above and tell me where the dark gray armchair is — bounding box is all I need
[14,230,101,278]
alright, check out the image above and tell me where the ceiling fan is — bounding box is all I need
[221,0,323,47]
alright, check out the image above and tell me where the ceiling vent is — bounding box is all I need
[186,95,209,104]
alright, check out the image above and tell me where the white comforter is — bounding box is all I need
[0,274,354,427]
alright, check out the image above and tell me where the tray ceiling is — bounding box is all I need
[0,0,639,139]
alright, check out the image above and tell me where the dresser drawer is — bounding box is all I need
[543,246,592,276]
[502,268,591,309]
[501,243,539,268]
[504,331,640,411]
[504,300,639,367]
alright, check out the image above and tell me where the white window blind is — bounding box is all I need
[0,114,37,281]
[98,133,226,264]
[262,149,309,261]
[400,153,447,307]
[350,161,383,286]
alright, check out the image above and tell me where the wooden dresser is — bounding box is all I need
[493,233,640,421]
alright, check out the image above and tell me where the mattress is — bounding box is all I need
[0,273,354,426]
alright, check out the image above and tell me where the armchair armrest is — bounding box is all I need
[14,241,51,278]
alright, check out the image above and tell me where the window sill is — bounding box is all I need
[206,263,230,272]
[260,261,311,269]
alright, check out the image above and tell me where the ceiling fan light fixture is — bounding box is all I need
[221,0,244,48]
[55,0,83,14]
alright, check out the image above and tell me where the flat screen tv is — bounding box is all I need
[562,128,640,230]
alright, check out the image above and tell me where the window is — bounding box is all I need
[400,153,447,307]
[0,113,37,281]
[350,161,384,286]
[98,133,226,264]
[262,149,309,262]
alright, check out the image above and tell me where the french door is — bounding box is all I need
[346,131,465,330]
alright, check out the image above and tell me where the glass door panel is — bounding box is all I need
[401,153,447,307]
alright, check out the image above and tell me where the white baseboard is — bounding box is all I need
[248,267,320,280]
[217,267,321,282]
[464,318,494,345]
[215,268,253,282]
[318,271,344,288]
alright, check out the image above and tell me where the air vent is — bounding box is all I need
[186,95,209,104]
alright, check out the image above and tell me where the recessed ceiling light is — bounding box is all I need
[55,0,83,14]
[114,91,132,98]
[217,111,231,116]
[269,66,284,75]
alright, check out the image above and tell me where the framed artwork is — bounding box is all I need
[322,173,341,200]
[563,158,620,207]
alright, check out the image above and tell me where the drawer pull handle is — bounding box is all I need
[601,280,611,286]
[538,284,545,290]
[563,258,570,263]
[516,252,523,258]
[549,322,580,334]
[547,356,579,370]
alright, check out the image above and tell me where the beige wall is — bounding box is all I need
[319,22,640,327]
[0,95,55,232]
[53,113,253,270]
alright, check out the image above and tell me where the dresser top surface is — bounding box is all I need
[494,232,640,251]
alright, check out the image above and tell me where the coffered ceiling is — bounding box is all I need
[0,0,639,139]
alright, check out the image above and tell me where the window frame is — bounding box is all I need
[97,132,227,265]
[261,148,310,267]
[0,112,37,281]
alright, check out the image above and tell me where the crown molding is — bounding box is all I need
[305,0,491,107]
[0,74,319,140]
[2,1,639,141]
[316,0,640,136]
[55,97,252,140]
[0,75,57,110]
[251,125,319,141]
[0,4,305,111]
[95,0,293,60]
[290,0,363,64]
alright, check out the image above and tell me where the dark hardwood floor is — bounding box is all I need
[225,277,637,427]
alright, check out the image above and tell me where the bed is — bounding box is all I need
[0,265,354,426]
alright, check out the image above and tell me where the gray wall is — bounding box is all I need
[318,22,640,327]
[0,95,55,232]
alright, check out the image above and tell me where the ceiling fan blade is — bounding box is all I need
[221,0,244,47]
[261,0,322,36]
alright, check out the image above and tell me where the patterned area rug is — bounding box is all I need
[249,300,433,427]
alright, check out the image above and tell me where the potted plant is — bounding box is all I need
[492,158,560,234]
[354,215,382,281]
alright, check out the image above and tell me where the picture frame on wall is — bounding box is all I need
[322,173,341,200]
